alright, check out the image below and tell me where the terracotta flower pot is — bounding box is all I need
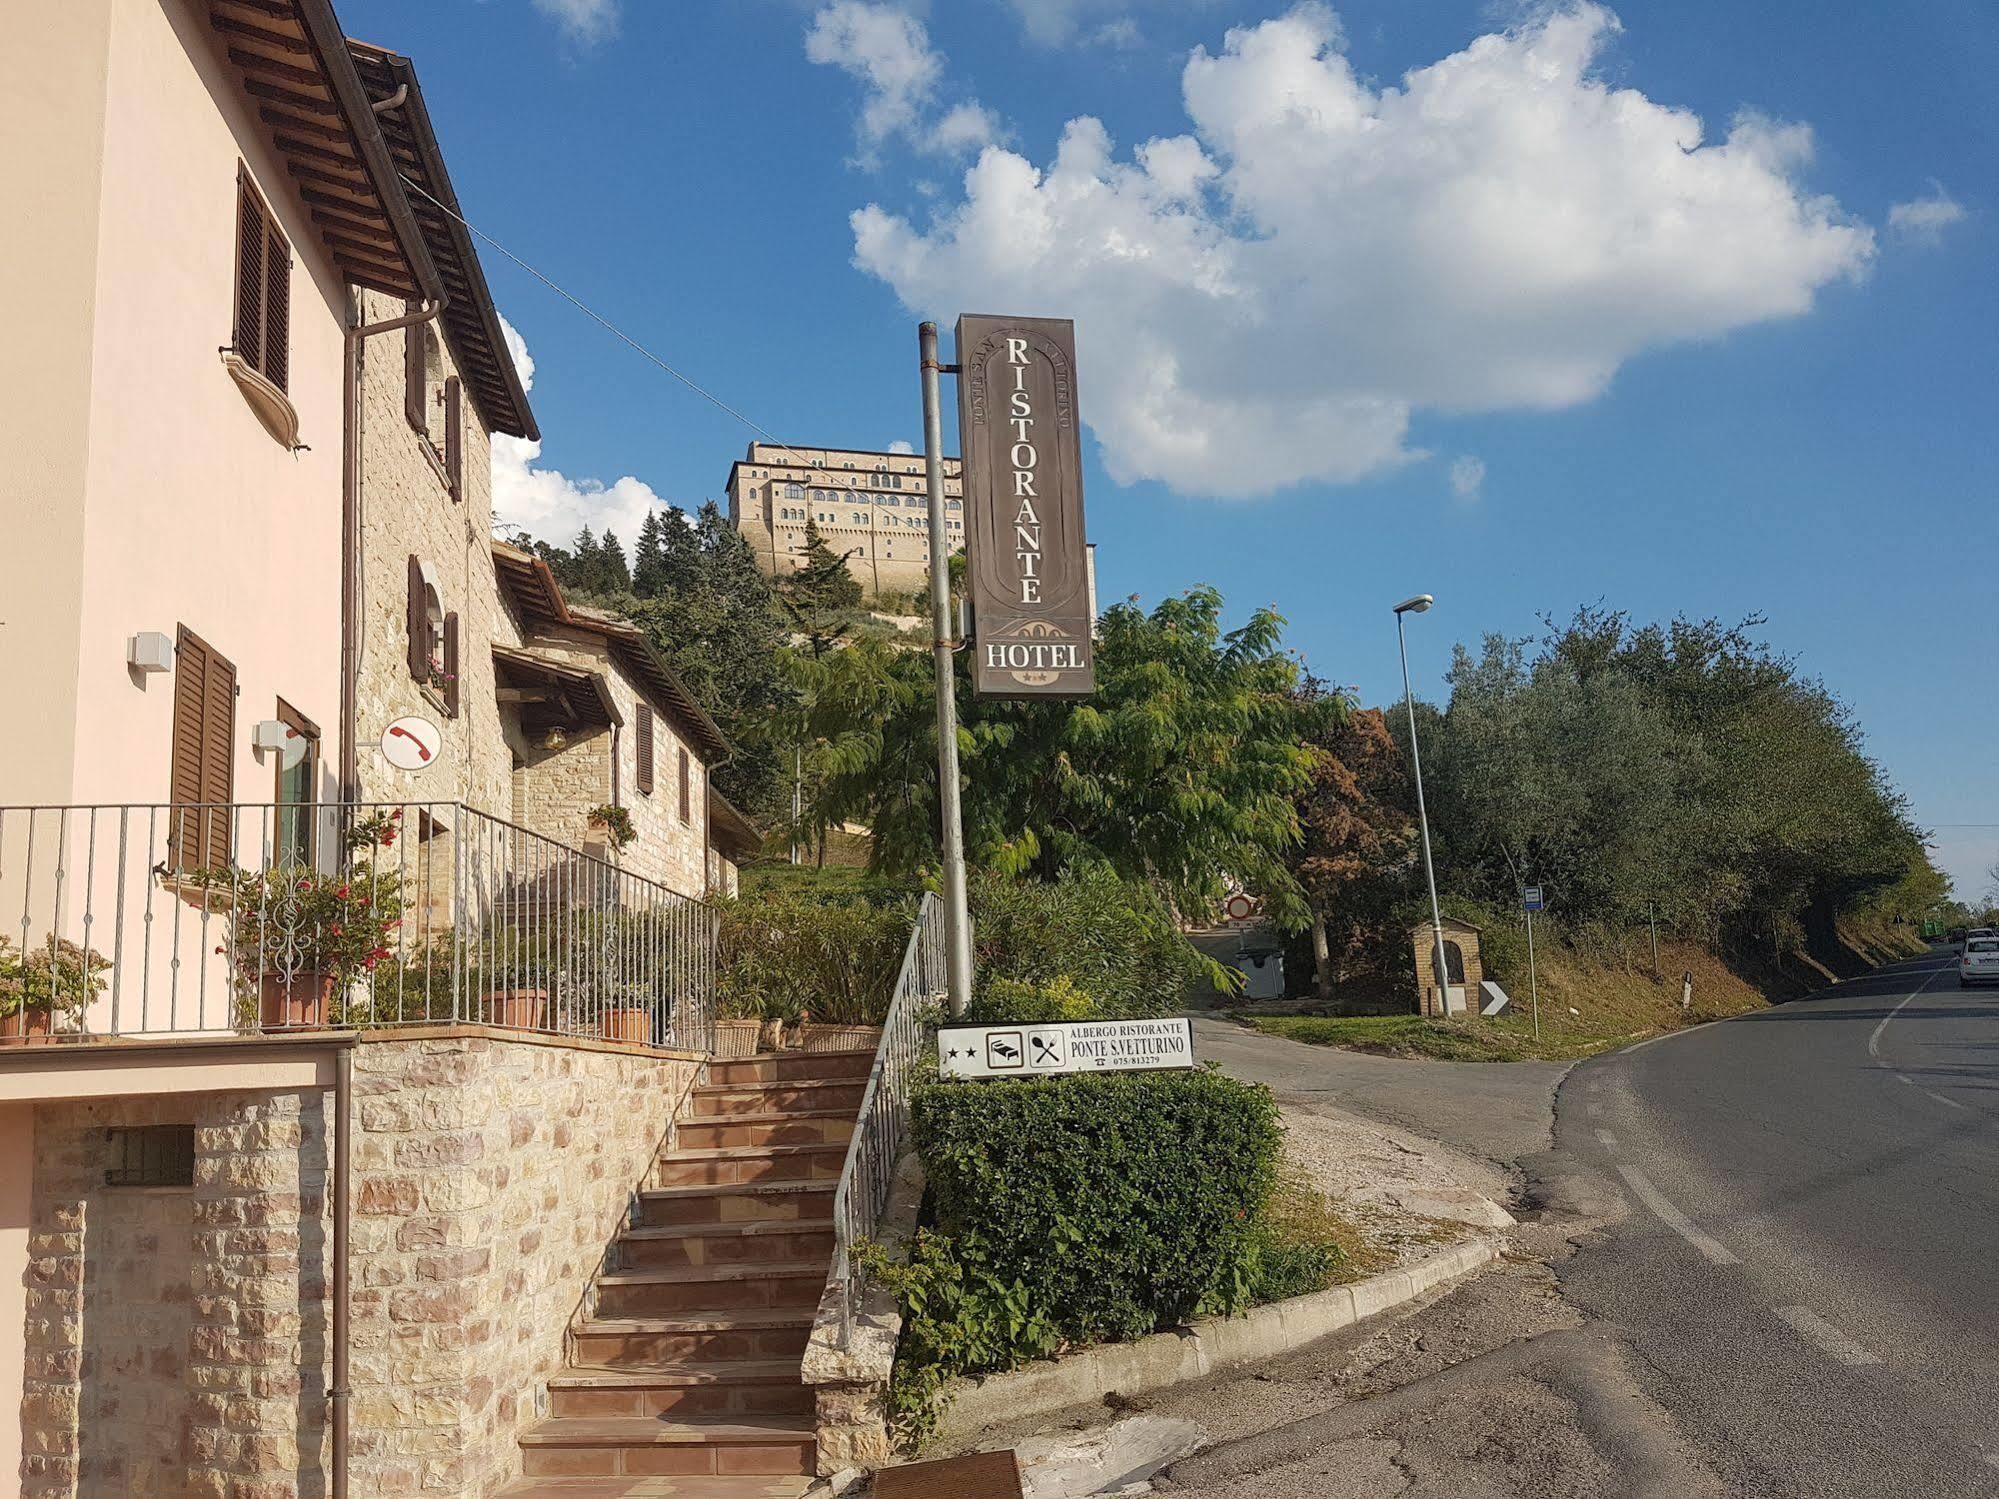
[260,971,336,1031]
[598,1005,651,1046]
[481,989,548,1032]
[0,1004,57,1046]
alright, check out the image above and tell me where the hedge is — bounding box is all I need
[911,1067,1282,1345]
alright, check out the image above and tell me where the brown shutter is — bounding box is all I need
[407,555,428,681]
[635,705,654,796]
[170,627,236,869]
[404,306,426,432]
[262,221,290,393]
[233,177,264,374]
[442,612,460,718]
[444,375,463,500]
[678,747,690,824]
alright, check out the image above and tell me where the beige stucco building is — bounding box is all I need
[0,5,779,1496]
[726,441,965,596]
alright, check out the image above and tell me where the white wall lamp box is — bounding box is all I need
[127,632,174,674]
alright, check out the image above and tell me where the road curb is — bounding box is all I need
[935,1234,1504,1445]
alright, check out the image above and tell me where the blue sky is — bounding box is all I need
[344,0,1996,899]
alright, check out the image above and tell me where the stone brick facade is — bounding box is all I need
[354,287,517,821]
[19,1032,701,1499]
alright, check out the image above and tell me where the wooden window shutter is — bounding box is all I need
[233,177,265,375]
[170,626,236,870]
[407,555,428,681]
[635,705,654,796]
[404,305,426,432]
[442,612,460,718]
[678,747,690,824]
[262,220,290,393]
[444,375,463,501]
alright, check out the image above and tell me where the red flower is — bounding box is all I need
[329,925,343,937]
[335,885,350,899]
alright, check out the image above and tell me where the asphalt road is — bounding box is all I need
[1191,1014,1568,1168]
[1549,948,1999,1497]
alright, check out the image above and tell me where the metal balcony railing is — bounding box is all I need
[826,889,946,1348]
[0,802,715,1051]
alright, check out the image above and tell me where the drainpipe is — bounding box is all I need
[331,1045,354,1499]
[338,294,447,807]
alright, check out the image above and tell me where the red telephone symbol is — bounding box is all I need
[387,725,432,763]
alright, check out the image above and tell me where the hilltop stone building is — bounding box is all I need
[726,441,964,596]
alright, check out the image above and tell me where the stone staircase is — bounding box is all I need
[495,1048,875,1497]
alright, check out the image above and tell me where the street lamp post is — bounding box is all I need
[1394,594,1455,1018]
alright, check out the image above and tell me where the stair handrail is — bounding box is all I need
[826,889,945,1349]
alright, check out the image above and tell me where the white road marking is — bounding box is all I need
[1925,1091,1968,1111]
[1868,967,1947,1059]
[1895,1073,1914,1085]
[1774,1306,1880,1367]
[1596,1128,1618,1150]
[1618,1166,1740,1266]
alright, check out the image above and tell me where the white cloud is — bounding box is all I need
[806,2,1000,163]
[1887,184,1965,244]
[1448,455,1486,499]
[888,439,916,454]
[1005,0,1150,46]
[1086,18,1144,50]
[531,0,617,45]
[850,4,1875,498]
[491,316,675,548]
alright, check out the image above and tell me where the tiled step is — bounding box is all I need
[636,1181,836,1230]
[571,1309,816,1367]
[617,1220,834,1271]
[592,1261,827,1318]
[689,1080,868,1118]
[518,1416,815,1478]
[548,1361,814,1421]
[708,1049,877,1085]
[494,1476,813,1498]
[653,1143,848,1188]
[676,1110,855,1150]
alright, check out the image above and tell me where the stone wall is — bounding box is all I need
[509,624,711,901]
[353,286,519,820]
[18,1031,702,1499]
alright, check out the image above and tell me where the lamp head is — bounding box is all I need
[1393,594,1435,616]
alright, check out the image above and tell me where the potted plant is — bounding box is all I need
[194,810,408,1031]
[477,922,550,1032]
[585,804,636,858]
[0,935,110,1044]
[596,984,653,1045]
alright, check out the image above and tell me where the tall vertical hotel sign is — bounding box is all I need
[956,315,1095,699]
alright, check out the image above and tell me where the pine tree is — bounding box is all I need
[632,511,667,598]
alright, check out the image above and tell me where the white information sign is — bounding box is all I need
[380,716,442,772]
[938,1018,1195,1079]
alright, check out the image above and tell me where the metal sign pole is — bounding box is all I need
[1525,905,1540,1042]
[920,321,975,1017]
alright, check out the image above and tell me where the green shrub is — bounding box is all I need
[715,886,915,1025]
[914,1067,1281,1345]
[970,867,1210,1018]
[963,974,1099,1025]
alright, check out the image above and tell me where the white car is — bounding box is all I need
[1961,937,1999,989]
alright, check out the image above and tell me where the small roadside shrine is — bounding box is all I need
[1412,917,1484,1017]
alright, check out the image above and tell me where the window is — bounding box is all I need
[104,1126,195,1188]
[406,557,458,715]
[635,704,655,796]
[169,626,237,871]
[677,747,691,824]
[273,699,320,868]
[947,499,962,511]
[232,168,291,392]
[786,484,802,499]
[405,316,464,496]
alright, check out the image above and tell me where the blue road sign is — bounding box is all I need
[1522,886,1545,912]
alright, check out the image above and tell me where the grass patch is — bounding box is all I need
[1245,1167,1395,1299]
[1248,1013,1615,1061]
